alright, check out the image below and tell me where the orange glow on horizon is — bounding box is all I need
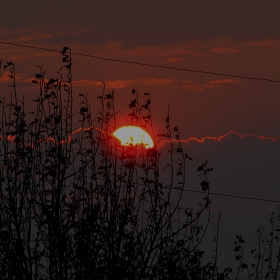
[1,129,279,149]
[157,130,280,148]
[112,126,154,148]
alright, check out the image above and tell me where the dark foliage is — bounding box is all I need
[0,49,279,280]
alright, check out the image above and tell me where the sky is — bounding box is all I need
[1,0,280,273]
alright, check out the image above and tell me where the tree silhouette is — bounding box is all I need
[2,48,279,280]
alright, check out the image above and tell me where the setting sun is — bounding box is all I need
[113,126,154,148]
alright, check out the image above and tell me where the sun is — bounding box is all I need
[113,126,154,149]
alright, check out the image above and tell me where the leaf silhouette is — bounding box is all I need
[61,46,69,55]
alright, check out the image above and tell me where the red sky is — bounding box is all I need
[1,0,280,270]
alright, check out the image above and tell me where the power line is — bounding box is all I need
[1,41,280,204]
[183,189,280,203]
[1,41,280,84]
[138,183,279,204]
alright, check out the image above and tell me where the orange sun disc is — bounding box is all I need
[113,126,154,148]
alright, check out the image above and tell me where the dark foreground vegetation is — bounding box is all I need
[0,48,279,279]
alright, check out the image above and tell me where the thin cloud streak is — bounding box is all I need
[0,29,94,44]
[205,79,241,89]
[157,131,280,148]
[164,57,184,63]
[243,39,280,48]
[0,126,103,148]
[73,78,240,91]
[212,47,241,53]
[2,129,279,149]
[73,78,176,89]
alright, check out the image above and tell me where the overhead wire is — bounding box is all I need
[0,41,279,204]
[1,42,279,277]
[1,41,280,83]
[135,180,280,204]
[183,189,280,203]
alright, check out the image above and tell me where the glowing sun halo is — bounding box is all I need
[113,126,154,149]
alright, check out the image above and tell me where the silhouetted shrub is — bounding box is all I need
[0,48,249,280]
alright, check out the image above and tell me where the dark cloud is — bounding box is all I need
[1,1,280,47]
